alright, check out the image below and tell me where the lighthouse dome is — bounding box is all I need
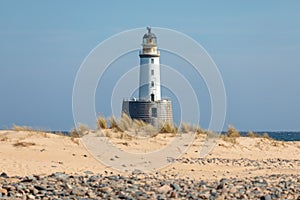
[143,31,156,39]
[143,27,157,45]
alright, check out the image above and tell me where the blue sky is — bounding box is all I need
[0,1,300,131]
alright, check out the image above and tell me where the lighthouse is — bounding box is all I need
[122,27,173,127]
[139,27,161,101]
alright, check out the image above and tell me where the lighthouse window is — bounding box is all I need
[151,81,154,87]
[151,108,157,117]
[151,69,154,75]
[151,58,154,64]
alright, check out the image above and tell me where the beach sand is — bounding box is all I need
[0,130,299,179]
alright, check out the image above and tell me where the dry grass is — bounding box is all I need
[116,113,159,137]
[194,127,205,139]
[97,116,107,129]
[0,136,9,142]
[70,128,81,145]
[221,125,240,144]
[12,124,51,138]
[70,137,79,145]
[144,127,159,137]
[262,132,271,139]
[180,122,191,133]
[55,132,65,136]
[12,125,35,132]
[119,113,132,131]
[109,116,123,132]
[12,125,44,133]
[118,115,131,131]
[196,127,203,134]
[70,124,90,142]
[109,116,118,129]
[77,124,90,135]
[132,118,146,127]
[159,123,178,135]
[203,130,218,138]
[94,114,185,137]
[270,140,285,147]
[248,131,271,140]
[149,132,160,138]
[101,129,133,140]
[13,141,36,147]
[39,132,50,138]
[180,122,202,134]
[221,135,237,143]
[248,131,259,138]
[180,122,189,133]
[117,132,133,140]
[104,130,112,138]
[226,125,240,138]
[70,128,80,138]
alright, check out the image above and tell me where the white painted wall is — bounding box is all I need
[139,56,161,101]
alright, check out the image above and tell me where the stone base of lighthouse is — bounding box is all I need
[122,99,173,128]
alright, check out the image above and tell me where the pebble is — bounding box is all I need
[34,185,47,191]
[170,183,180,191]
[27,194,35,199]
[0,188,7,195]
[0,172,298,199]
[83,170,93,175]
[157,184,172,193]
[261,194,272,200]
[72,187,86,196]
[0,172,8,178]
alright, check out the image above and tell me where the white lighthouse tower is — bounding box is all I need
[139,27,161,101]
[122,27,173,127]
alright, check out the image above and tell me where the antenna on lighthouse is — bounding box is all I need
[147,26,151,33]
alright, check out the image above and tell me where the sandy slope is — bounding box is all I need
[0,130,299,180]
[0,130,105,176]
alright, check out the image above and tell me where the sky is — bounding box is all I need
[0,1,300,131]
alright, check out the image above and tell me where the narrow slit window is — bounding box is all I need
[151,69,154,75]
[151,81,154,87]
[151,58,154,64]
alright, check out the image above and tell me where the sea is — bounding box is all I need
[53,131,300,141]
[221,131,300,141]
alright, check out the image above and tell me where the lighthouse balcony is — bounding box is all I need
[123,97,171,102]
[139,50,160,56]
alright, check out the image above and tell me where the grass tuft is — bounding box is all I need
[160,123,178,135]
[13,141,36,147]
[118,113,132,131]
[226,125,240,138]
[109,116,123,132]
[262,132,271,139]
[248,131,272,140]
[97,116,107,129]
[180,122,190,133]
[12,124,50,138]
[221,125,240,143]
[12,125,34,132]
[69,124,90,144]
[195,127,203,135]
[70,128,80,138]
[203,130,218,138]
[248,131,258,138]
[0,136,9,142]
